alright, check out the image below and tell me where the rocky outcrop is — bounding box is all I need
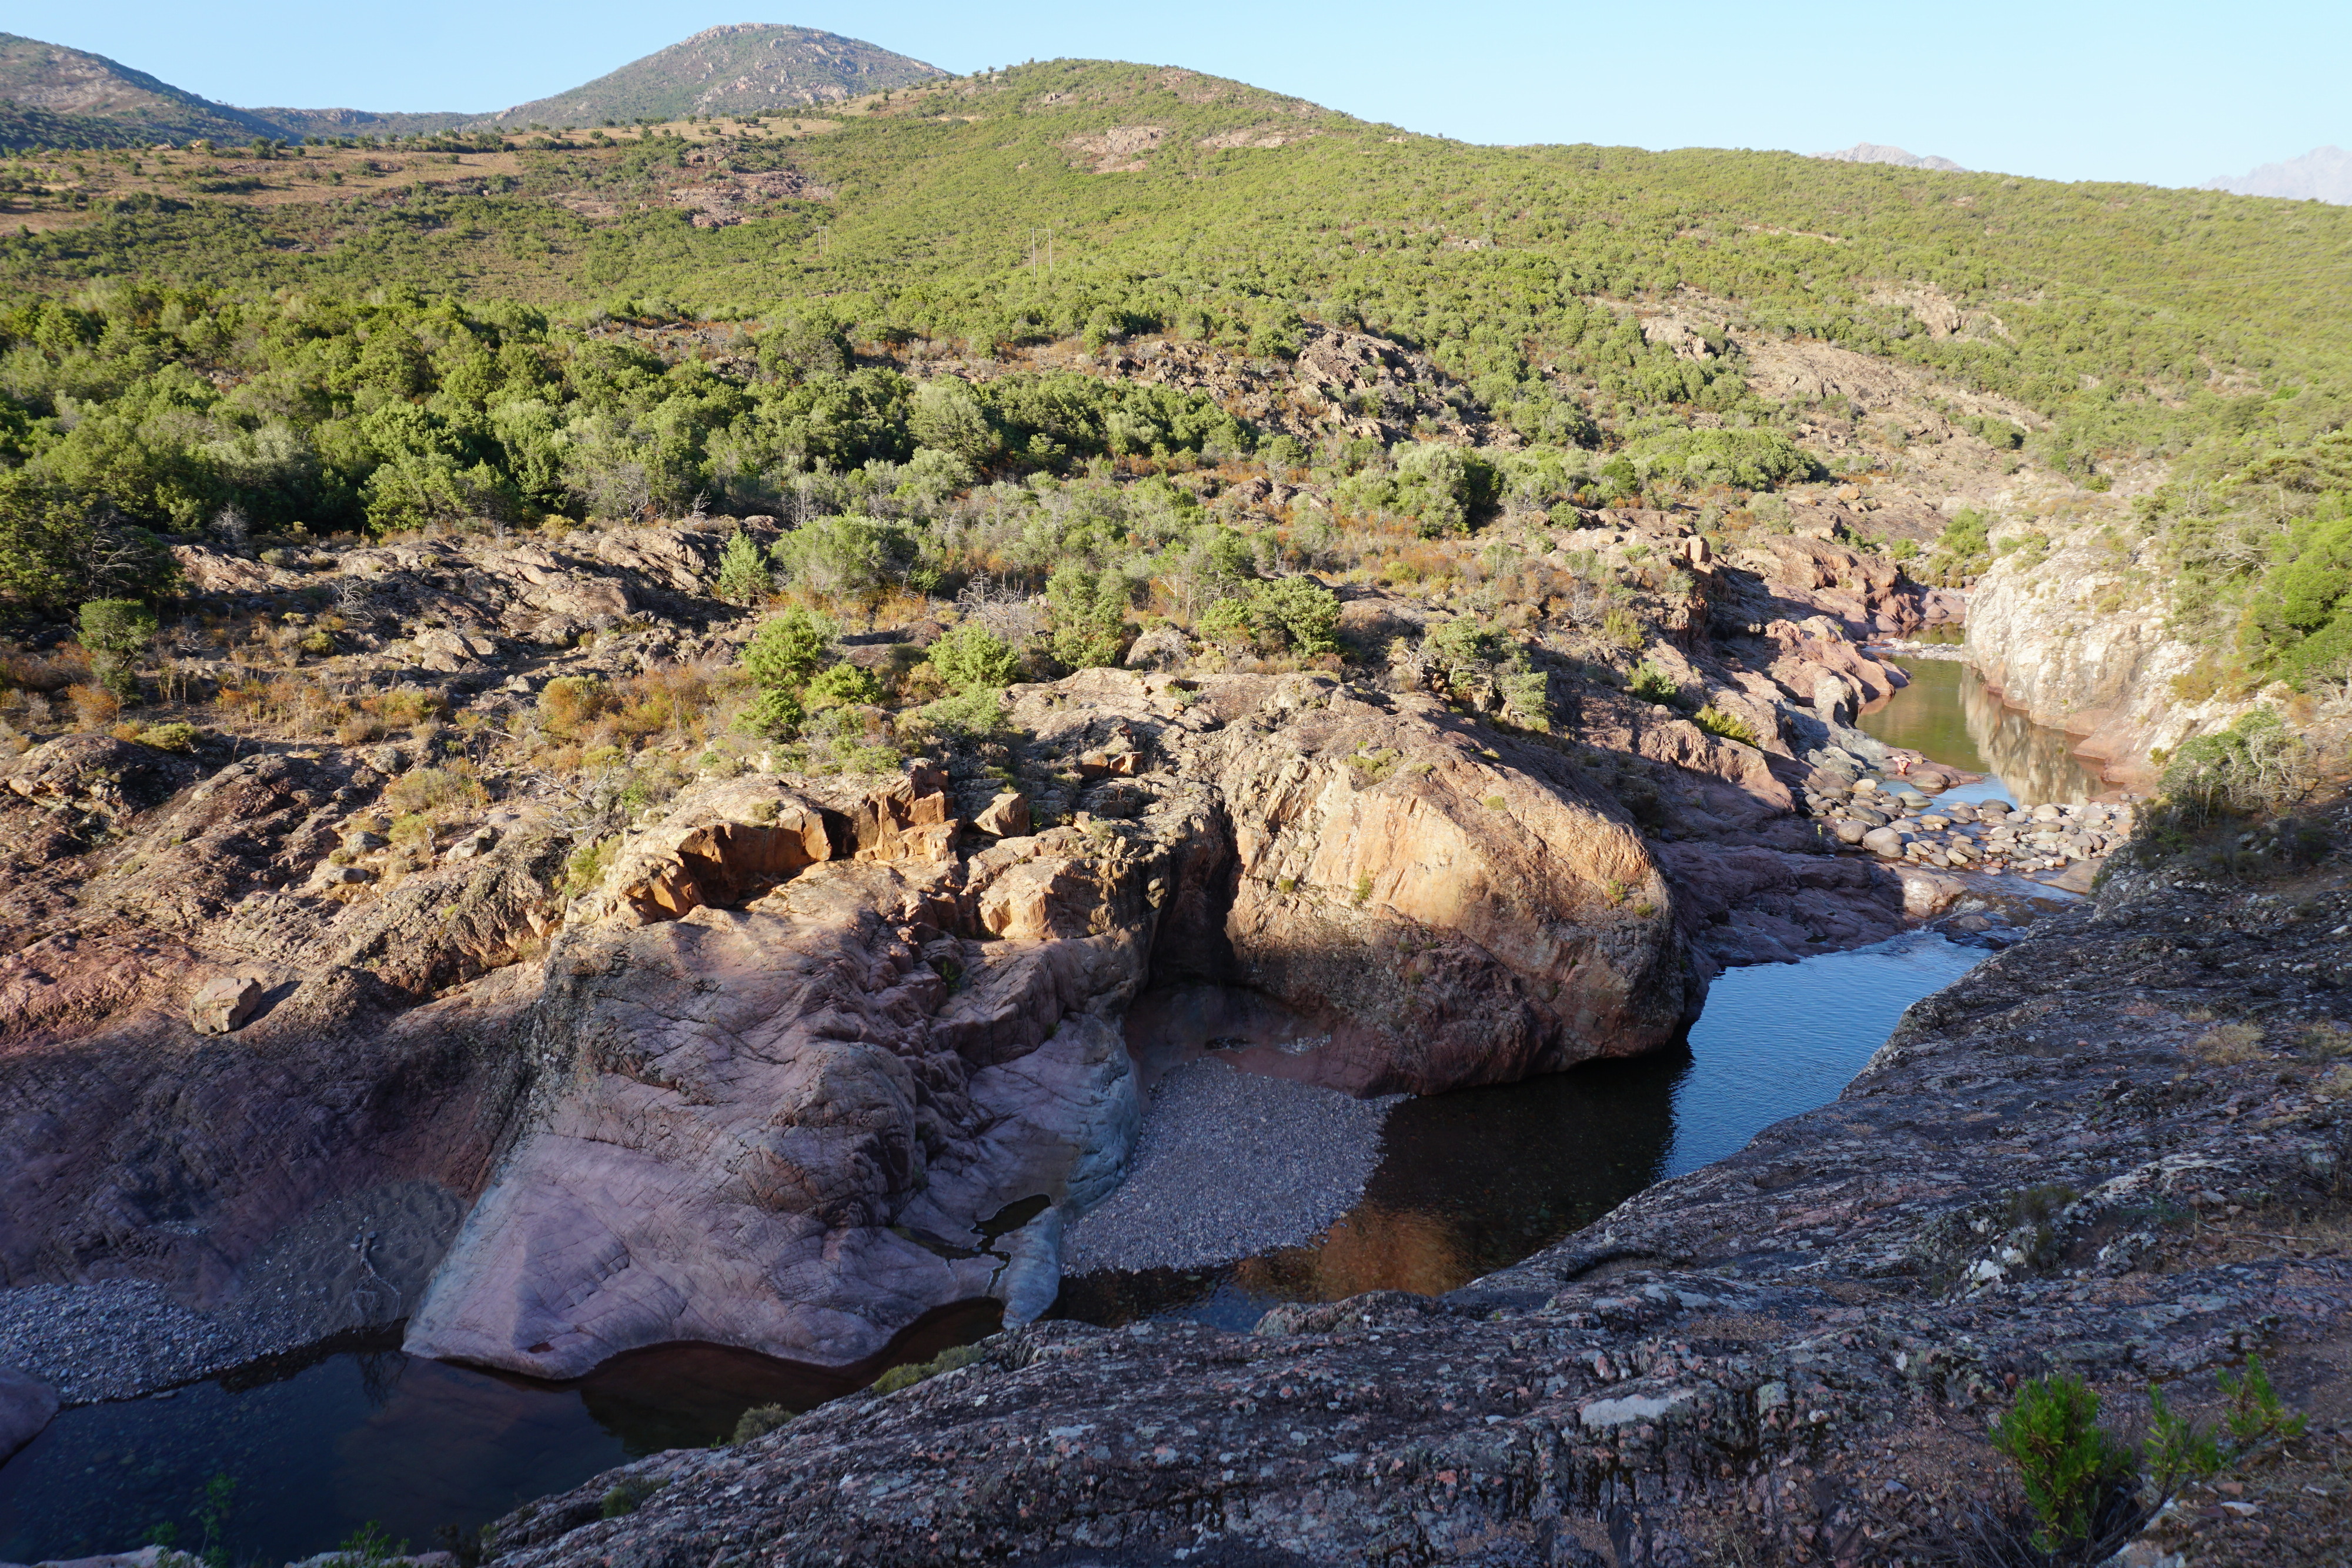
[1966,525,2236,783]
[480,844,2352,1568]
[0,1363,55,1463]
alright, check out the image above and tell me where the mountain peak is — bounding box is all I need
[479,24,945,126]
[1813,142,1966,173]
[2203,145,2352,203]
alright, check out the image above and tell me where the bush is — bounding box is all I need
[1693,704,1761,746]
[598,1476,664,1519]
[743,608,837,693]
[1626,660,1679,704]
[803,661,881,711]
[137,720,201,752]
[1046,565,1132,668]
[538,675,614,735]
[713,529,773,604]
[911,685,1006,740]
[1622,427,1822,490]
[1989,1374,2139,1554]
[2157,709,2318,825]
[871,1342,986,1395]
[0,473,179,614]
[731,1403,795,1445]
[927,621,1022,691]
[79,598,156,698]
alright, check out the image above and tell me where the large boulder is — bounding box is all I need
[0,1363,58,1463]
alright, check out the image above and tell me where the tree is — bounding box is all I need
[1045,565,1130,668]
[79,598,157,698]
[743,607,835,693]
[0,473,179,615]
[713,530,773,604]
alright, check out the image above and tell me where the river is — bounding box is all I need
[0,654,2095,1563]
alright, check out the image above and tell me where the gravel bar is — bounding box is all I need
[1063,1055,1398,1275]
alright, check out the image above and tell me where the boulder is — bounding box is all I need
[0,1363,58,1463]
[188,975,264,1034]
[1123,626,1193,671]
[973,790,1031,838]
[1861,826,1907,858]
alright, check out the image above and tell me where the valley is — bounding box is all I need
[0,21,2345,1568]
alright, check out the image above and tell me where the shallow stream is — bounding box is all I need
[0,653,2095,1562]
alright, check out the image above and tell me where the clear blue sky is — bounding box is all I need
[11,0,2344,189]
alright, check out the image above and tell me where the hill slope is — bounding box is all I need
[0,31,271,143]
[477,24,944,126]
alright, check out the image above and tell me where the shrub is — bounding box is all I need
[803,661,882,711]
[871,1342,986,1396]
[731,1404,794,1445]
[138,720,201,752]
[598,1476,664,1519]
[910,685,1005,740]
[2157,709,2318,824]
[743,607,836,693]
[1046,564,1132,668]
[2219,1353,2307,1451]
[66,683,120,729]
[2189,1022,2266,1065]
[713,529,773,604]
[1988,1374,2138,1554]
[1626,660,1679,705]
[927,621,1022,691]
[1693,705,1761,746]
[562,835,616,897]
[1602,605,1646,650]
[538,675,614,735]
[383,766,475,817]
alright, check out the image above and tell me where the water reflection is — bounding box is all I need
[0,1303,1001,1564]
[1856,658,2107,805]
[1058,933,1987,1330]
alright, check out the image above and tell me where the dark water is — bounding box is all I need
[1856,656,2107,807]
[0,1306,999,1564]
[1055,931,1985,1329]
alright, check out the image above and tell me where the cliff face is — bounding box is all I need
[1965,526,2249,783]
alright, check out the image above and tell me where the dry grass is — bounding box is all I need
[2189,1022,2267,1065]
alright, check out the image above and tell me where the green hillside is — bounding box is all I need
[1,56,2349,685]
[476,24,944,126]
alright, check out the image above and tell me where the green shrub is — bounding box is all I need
[562,834,616,897]
[137,720,201,752]
[598,1476,664,1519]
[1692,705,1760,746]
[927,621,1022,691]
[911,685,1005,740]
[803,661,882,711]
[731,1403,795,1445]
[2219,1352,2306,1452]
[1626,660,1679,705]
[78,598,156,698]
[743,607,836,692]
[871,1342,986,1395]
[1989,1375,2139,1554]
[713,529,773,604]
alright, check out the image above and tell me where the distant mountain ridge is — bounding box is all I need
[476,25,945,126]
[2203,145,2352,204]
[0,32,468,148]
[1813,142,1966,172]
[0,22,936,153]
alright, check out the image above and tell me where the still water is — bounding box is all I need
[0,1309,999,1563]
[1855,656,2108,806]
[1055,931,1985,1329]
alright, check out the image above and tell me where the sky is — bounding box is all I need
[10,0,2346,189]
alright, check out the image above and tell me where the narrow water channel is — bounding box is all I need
[0,652,2095,1563]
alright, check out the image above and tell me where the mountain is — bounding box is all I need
[0,32,470,148]
[0,31,273,144]
[2203,145,2352,203]
[475,24,945,127]
[1813,141,1966,172]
